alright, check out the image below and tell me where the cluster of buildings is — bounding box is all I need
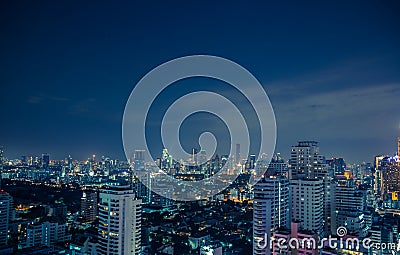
[253,139,400,255]
[0,138,398,254]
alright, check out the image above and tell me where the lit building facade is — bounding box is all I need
[380,157,400,200]
[25,221,70,248]
[0,191,13,247]
[290,178,324,234]
[398,137,400,167]
[98,186,141,255]
[81,188,98,223]
[289,141,322,179]
[334,180,368,237]
[253,175,290,255]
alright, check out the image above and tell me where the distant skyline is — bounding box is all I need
[1,1,400,163]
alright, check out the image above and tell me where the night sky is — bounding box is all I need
[1,1,399,163]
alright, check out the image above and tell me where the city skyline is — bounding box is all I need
[2,2,400,255]
[0,1,400,163]
[1,137,399,165]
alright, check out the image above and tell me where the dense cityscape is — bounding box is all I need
[0,137,398,254]
[1,1,400,255]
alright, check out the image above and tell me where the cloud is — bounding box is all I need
[27,96,44,104]
[27,94,70,104]
[255,56,400,162]
[268,81,400,161]
[124,57,400,162]
[68,98,97,114]
[276,83,399,122]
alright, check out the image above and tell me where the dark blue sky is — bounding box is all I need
[0,1,399,163]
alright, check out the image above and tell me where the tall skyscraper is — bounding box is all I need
[253,175,290,255]
[326,157,346,176]
[0,147,3,190]
[246,154,256,170]
[81,189,98,223]
[334,180,368,237]
[235,143,240,164]
[160,149,173,169]
[0,191,13,248]
[0,146,4,190]
[398,137,400,167]
[290,141,322,179]
[290,178,324,234]
[192,148,198,164]
[0,147,3,162]
[131,150,145,170]
[255,154,272,178]
[134,170,151,205]
[198,150,207,165]
[374,155,386,196]
[267,157,288,177]
[380,156,400,200]
[42,153,50,170]
[98,186,141,255]
[289,141,332,234]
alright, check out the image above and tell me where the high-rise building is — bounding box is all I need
[149,180,173,208]
[255,154,272,178]
[0,147,3,190]
[134,170,151,205]
[375,155,386,171]
[358,162,373,179]
[235,143,240,164]
[131,150,145,170]
[21,155,27,165]
[25,221,70,248]
[267,157,288,177]
[42,153,50,170]
[0,191,13,248]
[253,175,290,255]
[160,149,173,169]
[192,148,198,164]
[398,137,400,167]
[200,243,223,255]
[289,141,332,234]
[334,180,368,237]
[380,157,400,200]
[312,161,333,236]
[326,157,346,176]
[246,154,256,170]
[198,150,207,165]
[0,147,3,164]
[374,155,387,196]
[290,141,322,179]
[290,178,324,234]
[50,202,67,219]
[81,189,98,223]
[98,186,141,255]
